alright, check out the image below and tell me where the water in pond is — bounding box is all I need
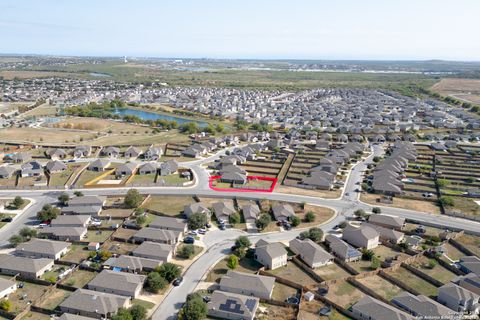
[114,108,208,127]
[89,72,112,77]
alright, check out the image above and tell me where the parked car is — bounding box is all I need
[173,277,183,286]
[219,224,226,230]
[183,236,195,244]
[1,217,12,222]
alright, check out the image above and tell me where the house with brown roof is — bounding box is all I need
[254,240,287,270]
[219,270,275,300]
[289,238,333,268]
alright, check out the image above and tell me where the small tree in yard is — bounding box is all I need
[362,249,375,261]
[124,189,142,208]
[428,259,438,269]
[0,299,12,311]
[8,235,23,247]
[305,211,315,223]
[372,207,381,214]
[37,204,60,221]
[58,193,70,206]
[188,213,208,230]
[157,263,181,282]
[256,213,271,230]
[178,244,195,259]
[136,215,147,227]
[307,227,324,243]
[178,293,208,320]
[112,308,133,320]
[229,212,241,224]
[129,305,147,320]
[144,272,168,293]
[227,254,238,269]
[354,209,367,218]
[290,216,301,227]
[370,257,380,270]
[235,236,251,249]
[12,196,25,209]
[439,196,454,207]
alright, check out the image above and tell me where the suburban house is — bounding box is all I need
[69,195,106,207]
[38,226,87,241]
[47,148,67,160]
[59,313,97,320]
[0,278,17,299]
[101,146,120,158]
[87,270,146,298]
[159,160,178,176]
[208,290,259,320]
[73,146,92,158]
[454,273,480,295]
[138,162,158,175]
[289,238,333,268]
[62,205,102,217]
[183,202,211,219]
[8,152,31,163]
[133,227,181,245]
[458,256,480,275]
[0,166,16,179]
[88,159,111,172]
[124,146,142,159]
[219,271,275,300]
[254,240,288,270]
[148,216,187,233]
[20,160,43,177]
[103,255,161,273]
[368,214,405,230]
[51,215,91,228]
[59,288,130,319]
[0,255,54,279]
[116,162,138,177]
[437,282,480,314]
[352,295,414,320]
[392,291,459,319]
[342,224,380,249]
[212,202,237,222]
[15,239,70,260]
[301,171,335,190]
[132,241,175,262]
[242,204,260,223]
[325,235,362,262]
[363,222,405,244]
[272,204,295,222]
[45,160,67,173]
[143,146,163,161]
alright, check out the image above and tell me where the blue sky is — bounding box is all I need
[1,0,479,60]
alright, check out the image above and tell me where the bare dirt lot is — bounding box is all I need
[431,78,480,104]
[360,193,441,215]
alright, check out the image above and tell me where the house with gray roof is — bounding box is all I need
[39,226,87,241]
[242,204,260,223]
[254,240,287,270]
[183,202,211,219]
[133,227,181,245]
[212,202,237,222]
[87,270,146,298]
[51,215,91,228]
[159,160,178,176]
[73,146,91,158]
[0,278,17,299]
[0,166,16,179]
[143,146,163,161]
[45,160,67,173]
[454,273,480,295]
[219,270,275,300]
[103,255,161,273]
[459,256,480,276]
[116,162,138,177]
[15,239,70,260]
[289,238,333,268]
[101,146,120,158]
[20,160,43,177]
[0,255,54,279]
[124,146,142,159]
[325,234,361,262]
[132,241,174,262]
[47,148,67,160]
[59,288,130,319]
[392,291,459,319]
[437,282,479,314]
[342,224,379,249]
[138,162,158,175]
[8,152,31,163]
[272,204,295,222]
[352,295,414,320]
[88,159,111,172]
[148,216,187,233]
[301,171,335,190]
[368,214,405,230]
[62,205,102,217]
[59,314,96,320]
[208,290,259,320]
[363,222,405,244]
[68,195,106,207]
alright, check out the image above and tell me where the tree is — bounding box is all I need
[373,156,381,163]
[188,213,208,230]
[157,263,181,282]
[74,191,84,197]
[290,216,301,227]
[112,308,133,320]
[129,305,147,320]
[12,196,25,209]
[305,211,315,223]
[428,259,438,269]
[19,227,37,239]
[436,179,450,188]
[124,189,142,208]
[256,213,271,230]
[361,249,375,261]
[178,293,208,320]
[235,236,251,249]
[370,257,381,270]
[372,207,381,214]
[37,204,60,221]
[227,255,238,269]
[439,196,454,207]
[98,250,112,261]
[136,215,147,227]
[307,227,324,243]
[144,272,168,293]
[178,244,195,259]
[229,212,241,224]
[339,221,348,229]
[58,193,70,206]
[8,235,23,247]
[0,299,11,311]
[354,209,367,218]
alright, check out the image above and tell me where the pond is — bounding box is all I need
[114,108,208,127]
[89,72,112,78]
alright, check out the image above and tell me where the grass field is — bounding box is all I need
[205,257,261,283]
[455,234,480,257]
[9,281,49,315]
[357,275,403,301]
[314,262,351,281]
[60,245,90,263]
[269,262,317,286]
[389,266,438,297]
[60,269,97,288]
[326,280,365,309]
[431,78,480,104]
[35,288,71,310]
[142,195,195,216]
[85,230,114,243]
[360,193,441,214]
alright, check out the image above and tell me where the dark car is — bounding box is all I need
[183,236,195,244]
[173,277,183,286]
[219,224,226,230]
[1,217,12,222]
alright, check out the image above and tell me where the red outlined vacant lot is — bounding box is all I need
[209,175,277,193]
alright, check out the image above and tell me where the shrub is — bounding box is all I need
[372,207,381,214]
[12,196,25,209]
[354,209,366,218]
[428,259,438,269]
[124,189,142,208]
[129,305,147,320]
[370,257,381,270]
[144,272,167,293]
[439,196,454,207]
[136,215,147,226]
[362,249,375,261]
[305,211,315,222]
[157,263,181,282]
[235,236,251,249]
[178,293,208,320]
[227,255,238,269]
[0,299,11,312]
[256,213,271,230]
[178,244,195,259]
[37,204,60,221]
[290,216,301,227]
[229,212,241,224]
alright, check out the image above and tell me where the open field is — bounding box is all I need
[142,195,195,216]
[360,193,441,214]
[276,185,342,199]
[350,245,409,273]
[0,127,95,144]
[431,78,480,104]
[300,205,336,228]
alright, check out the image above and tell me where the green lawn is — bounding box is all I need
[60,269,97,288]
[205,257,261,283]
[132,299,156,310]
[142,195,195,216]
[389,266,438,297]
[85,230,114,243]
